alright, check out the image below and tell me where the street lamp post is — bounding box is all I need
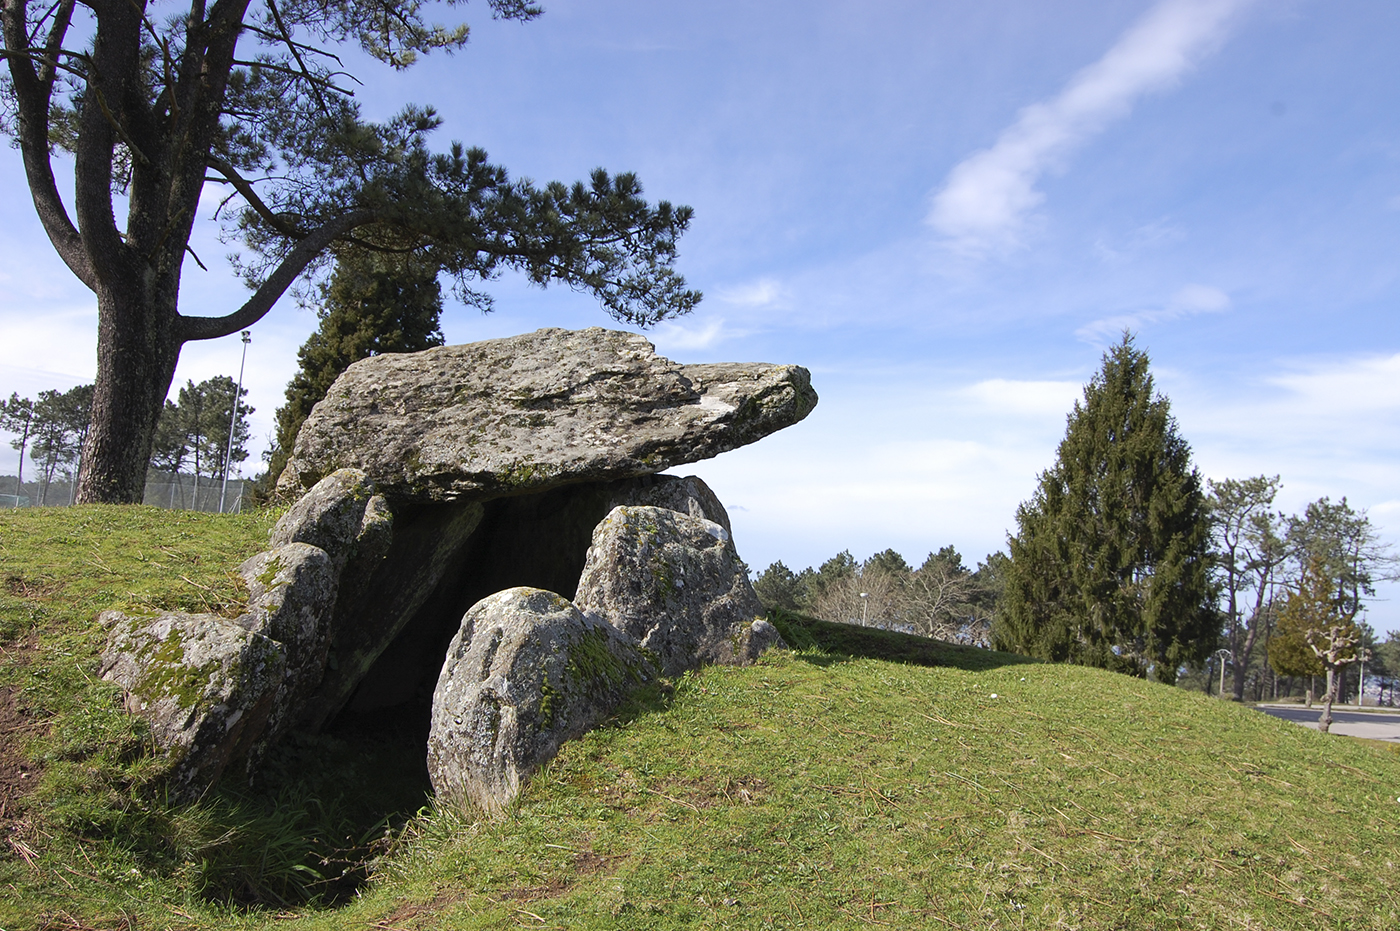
[1357,647,1371,707]
[1213,648,1231,699]
[219,331,251,514]
[860,592,868,626]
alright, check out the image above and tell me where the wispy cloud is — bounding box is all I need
[715,277,786,308]
[1092,218,1187,263]
[0,305,96,383]
[1265,353,1400,416]
[958,378,1083,418]
[650,316,731,353]
[928,0,1256,255]
[1076,283,1231,343]
[1175,351,1400,499]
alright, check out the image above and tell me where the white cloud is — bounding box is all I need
[1265,353,1400,416]
[1076,283,1231,343]
[928,0,1255,254]
[1173,283,1231,312]
[0,304,97,383]
[715,277,786,307]
[649,316,731,353]
[958,378,1083,418]
[1371,500,1400,518]
[1175,352,1400,509]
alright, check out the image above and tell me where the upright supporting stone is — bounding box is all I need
[99,611,285,800]
[574,506,784,676]
[238,542,339,746]
[427,588,656,814]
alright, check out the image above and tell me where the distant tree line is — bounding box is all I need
[1,377,250,510]
[754,333,1398,722]
[1,385,93,505]
[148,378,255,510]
[753,547,1005,648]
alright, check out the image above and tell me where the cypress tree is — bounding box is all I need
[264,250,445,485]
[994,334,1216,682]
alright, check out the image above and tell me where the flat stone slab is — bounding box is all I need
[277,327,817,503]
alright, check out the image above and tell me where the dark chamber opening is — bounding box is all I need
[212,476,696,908]
[217,477,613,909]
[339,477,644,719]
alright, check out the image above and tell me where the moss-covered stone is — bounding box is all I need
[98,610,286,800]
[575,506,784,676]
[427,587,655,815]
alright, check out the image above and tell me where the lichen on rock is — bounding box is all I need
[99,610,285,799]
[427,587,656,815]
[574,506,785,676]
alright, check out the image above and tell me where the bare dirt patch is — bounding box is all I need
[0,637,45,828]
[4,573,64,600]
[667,774,770,810]
[377,890,473,929]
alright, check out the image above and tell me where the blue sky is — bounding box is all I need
[4,0,1400,632]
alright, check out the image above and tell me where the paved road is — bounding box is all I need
[1255,704,1400,741]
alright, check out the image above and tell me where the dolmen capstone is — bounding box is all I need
[100,327,816,805]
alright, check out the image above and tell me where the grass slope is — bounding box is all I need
[2,506,1398,930]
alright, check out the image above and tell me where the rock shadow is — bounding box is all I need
[768,611,1039,672]
[338,476,689,720]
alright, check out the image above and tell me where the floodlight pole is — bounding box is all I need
[219,331,251,514]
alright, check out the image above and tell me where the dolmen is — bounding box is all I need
[100,327,816,808]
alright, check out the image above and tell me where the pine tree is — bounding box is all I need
[0,394,37,500]
[753,561,802,613]
[995,334,1217,683]
[26,385,94,505]
[149,378,253,509]
[265,250,446,486]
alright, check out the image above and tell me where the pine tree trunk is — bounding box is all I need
[39,438,55,506]
[15,413,30,495]
[75,284,183,504]
[1232,624,1263,702]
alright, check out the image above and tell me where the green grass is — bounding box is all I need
[0,506,435,918]
[2,506,1398,930]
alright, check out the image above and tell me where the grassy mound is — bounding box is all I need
[2,506,1397,930]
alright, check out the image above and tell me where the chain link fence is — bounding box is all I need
[0,472,250,513]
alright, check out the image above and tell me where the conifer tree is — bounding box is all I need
[753,561,802,613]
[995,334,1216,682]
[0,394,37,500]
[265,250,446,485]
